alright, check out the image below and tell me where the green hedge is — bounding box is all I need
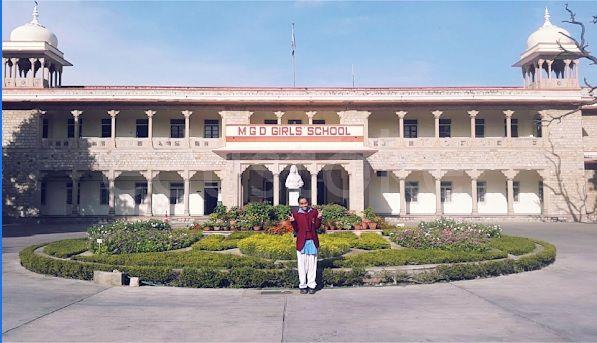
[351,233,391,250]
[334,248,508,268]
[192,235,239,251]
[43,238,89,258]
[19,239,556,288]
[488,235,536,255]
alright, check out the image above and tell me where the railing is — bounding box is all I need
[41,138,76,149]
[80,137,110,149]
[40,137,224,150]
[190,138,224,149]
[153,138,186,149]
[368,137,545,149]
[115,138,152,149]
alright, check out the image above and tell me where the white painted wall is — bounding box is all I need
[442,175,473,214]
[514,171,542,214]
[368,172,400,214]
[477,171,508,214]
[406,171,436,214]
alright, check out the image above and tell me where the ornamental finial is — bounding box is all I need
[31,1,40,25]
[543,7,552,26]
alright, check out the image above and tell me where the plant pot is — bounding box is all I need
[361,220,370,230]
[368,222,378,230]
[280,220,293,230]
[354,223,363,230]
[253,225,262,231]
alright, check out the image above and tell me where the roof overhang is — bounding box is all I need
[513,42,580,67]
[2,41,72,66]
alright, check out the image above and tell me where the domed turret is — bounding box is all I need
[2,2,71,89]
[514,8,581,89]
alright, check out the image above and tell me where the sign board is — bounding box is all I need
[225,125,364,142]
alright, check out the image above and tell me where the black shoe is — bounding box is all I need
[300,288,308,294]
[308,288,316,294]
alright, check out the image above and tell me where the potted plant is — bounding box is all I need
[363,207,379,230]
[274,204,292,230]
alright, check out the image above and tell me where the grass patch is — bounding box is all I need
[192,235,239,251]
[43,238,89,258]
[489,235,536,255]
[352,233,391,250]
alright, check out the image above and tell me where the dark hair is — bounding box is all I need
[298,196,310,204]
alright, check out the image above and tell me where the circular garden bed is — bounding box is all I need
[19,214,557,289]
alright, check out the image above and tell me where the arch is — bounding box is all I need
[241,164,273,205]
[319,164,349,207]
[279,163,312,205]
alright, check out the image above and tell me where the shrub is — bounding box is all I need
[317,235,352,258]
[192,235,238,251]
[352,233,391,250]
[243,202,276,228]
[237,234,296,260]
[273,204,292,221]
[335,248,507,268]
[318,204,348,227]
[44,238,89,258]
[489,235,536,255]
[229,231,259,240]
[88,220,202,254]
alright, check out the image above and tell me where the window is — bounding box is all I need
[170,119,185,138]
[534,115,543,138]
[504,118,519,137]
[169,182,184,205]
[40,181,47,205]
[475,118,485,138]
[101,119,111,138]
[439,119,451,138]
[313,119,326,124]
[477,181,487,202]
[100,182,108,205]
[66,181,73,205]
[67,118,83,138]
[376,171,387,177]
[404,119,418,138]
[77,182,81,205]
[288,119,302,124]
[42,118,49,138]
[204,119,220,138]
[134,182,148,205]
[405,182,419,202]
[441,181,453,202]
[538,181,544,204]
[513,181,520,202]
[264,119,278,125]
[136,119,149,138]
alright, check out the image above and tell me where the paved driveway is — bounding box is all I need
[3,222,597,342]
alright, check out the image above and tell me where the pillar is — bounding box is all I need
[503,110,514,138]
[28,58,36,82]
[2,58,6,80]
[104,169,120,216]
[35,171,46,216]
[431,169,446,215]
[275,111,284,125]
[145,110,155,147]
[10,58,18,79]
[392,170,410,216]
[273,172,280,206]
[58,67,62,86]
[39,57,45,84]
[537,59,544,84]
[466,169,481,215]
[432,110,442,138]
[142,170,158,216]
[177,170,192,216]
[504,169,518,215]
[70,170,81,215]
[306,111,316,124]
[395,111,407,138]
[108,110,119,148]
[182,110,192,147]
[71,110,83,147]
[539,110,549,139]
[538,170,551,216]
[546,59,553,79]
[308,163,320,205]
[468,110,478,138]
[347,160,365,212]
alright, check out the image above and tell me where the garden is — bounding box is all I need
[20,203,556,288]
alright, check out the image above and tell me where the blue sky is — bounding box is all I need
[3,1,597,87]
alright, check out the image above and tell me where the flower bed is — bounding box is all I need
[88,220,202,254]
[43,238,89,258]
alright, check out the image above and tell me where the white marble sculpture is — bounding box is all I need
[285,165,304,206]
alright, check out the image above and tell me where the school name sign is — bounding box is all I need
[225,125,364,142]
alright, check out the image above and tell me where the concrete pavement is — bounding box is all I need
[3,222,597,342]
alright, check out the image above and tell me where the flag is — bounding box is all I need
[291,23,296,57]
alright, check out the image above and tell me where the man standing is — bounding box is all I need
[289,197,322,294]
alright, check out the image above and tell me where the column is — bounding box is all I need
[467,110,478,138]
[564,59,571,79]
[10,58,18,79]
[431,169,446,215]
[538,170,550,216]
[546,59,553,79]
[58,67,62,87]
[308,163,320,205]
[28,58,36,83]
[306,111,316,124]
[70,170,81,215]
[104,169,120,216]
[107,110,119,148]
[503,110,514,138]
[274,111,284,125]
[392,170,410,216]
[347,160,365,212]
[145,110,155,146]
[39,57,45,84]
[182,110,192,147]
[2,58,6,80]
[273,172,280,206]
[35,171,46,216]
[504,169,518,215]
[466,170,481,215]
[142,170,157,216]
[177,170,192,216]
[432,110,443,138]
[71,110,83,148]
[539,110,549,139]
[537,59,544,84]
[395,111,407,138]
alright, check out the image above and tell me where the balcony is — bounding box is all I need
[368,137,546,149]
[40,137,224,150]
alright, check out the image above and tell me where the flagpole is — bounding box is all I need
[291,23,296,88]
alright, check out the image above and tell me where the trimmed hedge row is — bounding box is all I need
[43,238,89,258]
[488,235,536,255]
[20,239,556,288]
[192,235,240,251]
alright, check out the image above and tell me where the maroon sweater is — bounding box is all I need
[291,208,322,251]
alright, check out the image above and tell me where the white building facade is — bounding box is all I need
[3,6,597,222]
